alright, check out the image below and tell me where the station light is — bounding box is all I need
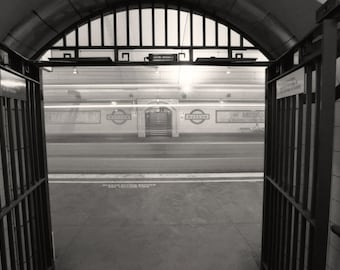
[182,85,192,94]
[73,67,78,74]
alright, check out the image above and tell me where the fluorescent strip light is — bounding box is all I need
[44,103,264,109]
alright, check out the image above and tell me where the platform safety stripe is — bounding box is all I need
[49,179,263,184]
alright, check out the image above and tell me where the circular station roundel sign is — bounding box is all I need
[185,109,210,125]
[106,109,132,125]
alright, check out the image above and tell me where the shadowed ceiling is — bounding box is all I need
[0,0,323,60]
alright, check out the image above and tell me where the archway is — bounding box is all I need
[0,1,339,270]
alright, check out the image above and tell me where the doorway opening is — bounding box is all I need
[145,107,172,137]
[35,4,269,268]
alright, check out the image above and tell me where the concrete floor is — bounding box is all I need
[50,180,263,270]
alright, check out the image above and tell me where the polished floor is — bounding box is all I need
[49,176,263,270]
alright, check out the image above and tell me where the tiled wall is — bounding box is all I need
[327,99,340,269]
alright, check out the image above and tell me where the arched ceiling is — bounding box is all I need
[0,0,323,60]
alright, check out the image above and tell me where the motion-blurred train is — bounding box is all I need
[44,103,265,174]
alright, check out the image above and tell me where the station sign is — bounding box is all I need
[0,69,26,100]
[276,68,305,99]
[106,109,132,125]
[148,53,178,62]
[46,110,101,124]
[216,110,265,123]
[185,109,210,124]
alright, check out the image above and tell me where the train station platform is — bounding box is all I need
[49,173,263,270]
[46,133,264,173]
[46,133,264,143]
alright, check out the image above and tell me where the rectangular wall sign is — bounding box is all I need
[276,68,305,99]
[45,110,101,124]
[216,110,265,123]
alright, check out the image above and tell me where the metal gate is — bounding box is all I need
[0,47,54,270]
[261,3,339,270]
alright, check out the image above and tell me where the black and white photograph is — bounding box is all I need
[0,0,339,269]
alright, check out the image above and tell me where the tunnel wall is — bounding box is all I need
[44,107,265,136]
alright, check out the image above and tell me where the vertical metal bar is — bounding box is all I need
[261,69,270,268]
[311,18,337,270]
[126,6,130,46]
[75,27,79,58]
[139,3,143,47]
[288,96,297,196]
[22,97,39,270]
[177,5,180,47]
[189,10,193,62]
[277,98,284,187]
[0,98,8,270]
[272,99,281,269]
[270,84,277,178]
[0,218,8,270]
[311,62,321,216]
[284,202,293,270]
[37,70,54,267]
[100,14,105,47]
[280,98,290,269]
[31,83,48,269]
[282,98,292,269]
[272,186,280,269]
[284,98,291,191]
[202,14,206,47]
[152,3,155,47]
[15,100,32,270]
[62,36,66,48]
[165,3,168,47]
[0,98,17,270]
[228,28,232,58]
[298,65,313,270]
[26,83,43,270]
[215,20,218,47]
[268,85,277,269]
[291,208,299,269]
[7,99,25,270]
[295,94,304,203]
[88,20,92,47]
[113,9,118,62]
[302,65,313,210]
[277,99,285,270]
[285,96,296,270]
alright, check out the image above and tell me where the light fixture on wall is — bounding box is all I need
[154,67,160,75]
[73,67,78,75]
[182,85,192,94]
[226,68,231,75]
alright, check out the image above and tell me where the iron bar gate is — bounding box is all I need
[0,46,54,270]
[261,2,340,270]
